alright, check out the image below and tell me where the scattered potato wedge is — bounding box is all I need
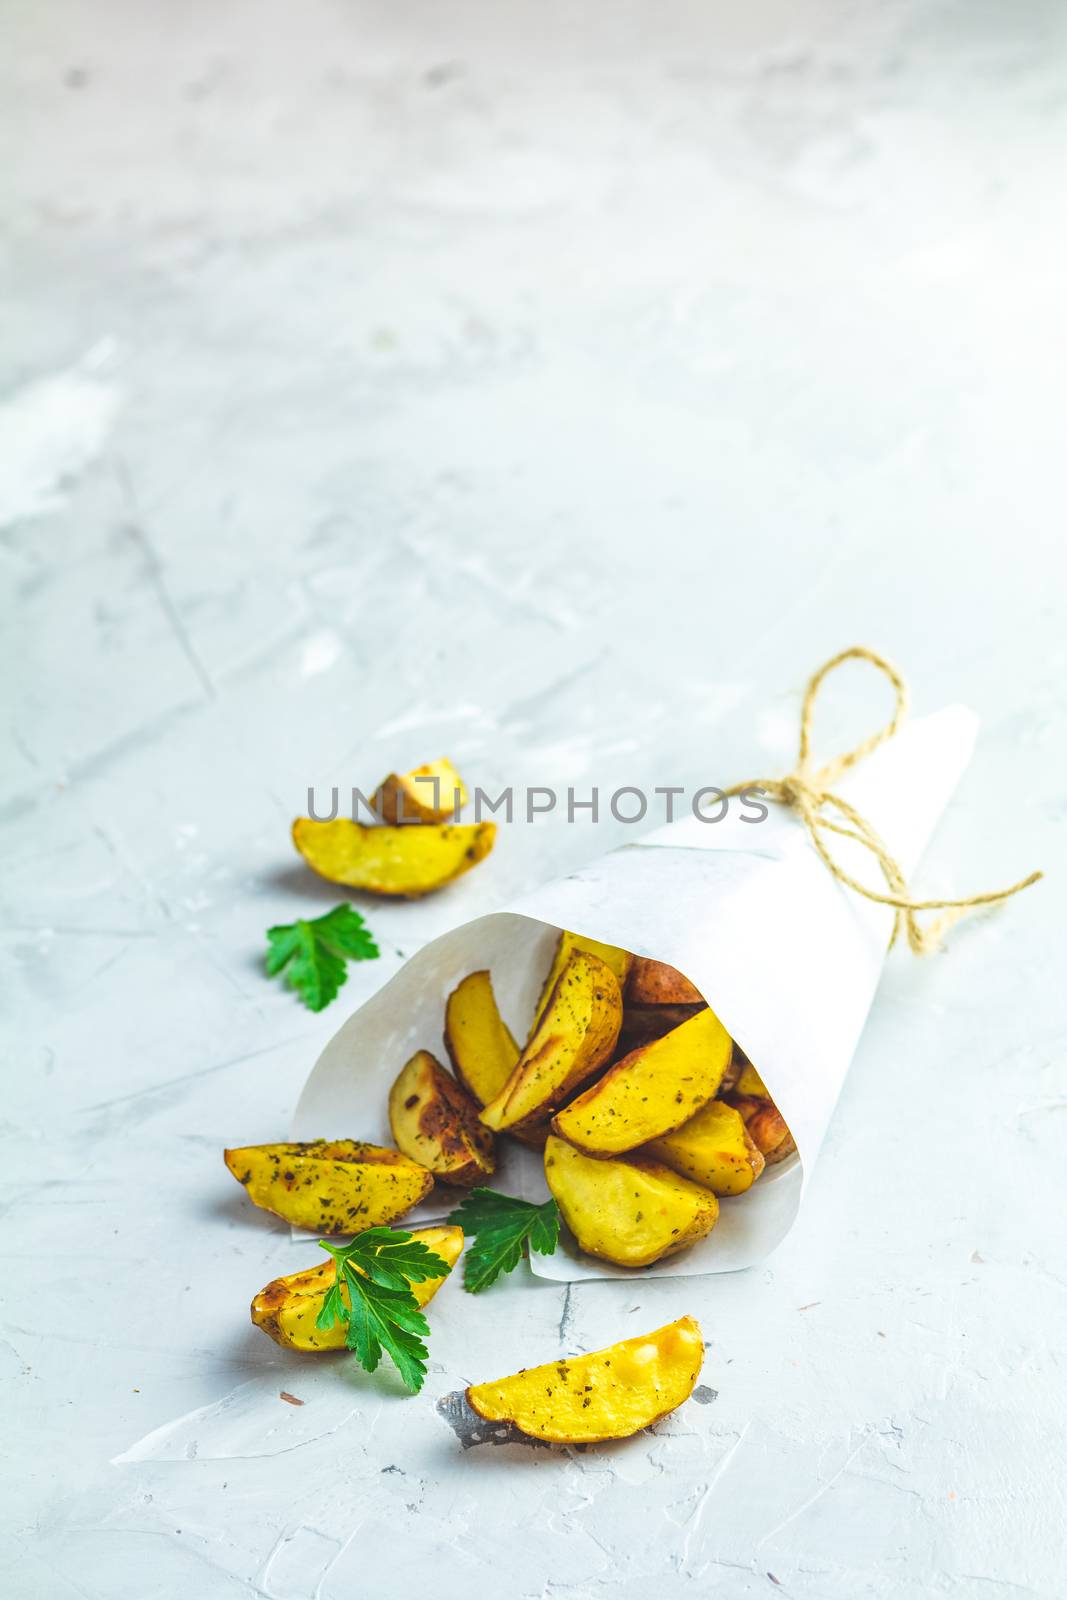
[531,931,633,1033]
[725,1094,797,1165]
[480,952,623,1134]
[543,1134,719,1267]
[626,956,704,1006]
[552,1006,733,1156]
[645,1099,765,1195]
[616,1001,706,1058]
[466,1315,704,1443]
[252,1225,464,1351]
[292,817,495,898]
[444,970,519,1109]
[389,1050,495,1187]
[224,1140,433,1233]
[373,758,469,825]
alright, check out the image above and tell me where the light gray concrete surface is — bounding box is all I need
[2,3,1065,1596]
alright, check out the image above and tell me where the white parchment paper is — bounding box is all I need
[294,706,977,1280]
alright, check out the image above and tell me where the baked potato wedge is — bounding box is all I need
[626,956,704,1006]
[444,970,519,1109]
[543,1135,719,1267]
[373,758,468,824]
[466,1315,704,1443]
[480,952,623,1134]
[224,1140,433,1233]
[725,1093,797,1165]
[389,1050,495,1187]
[292,817,495,898]
[252,1225,464,1351]
[735,1061,770,1098]
[531,930,633,1033]
[645,1099,765,1195]
[552,1006,733,1156]
[615,1001,706,1057]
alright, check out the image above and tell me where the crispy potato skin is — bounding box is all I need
[466,1316,704,1443]
[645,1100,765,1195]
[252,1226,464,1351]
[552,1006,733,1156]
[224,1140,433,1234]
[444,970,519,1109]
[373,759,469,825]
[724,1094,797,1165]
[480,953,623,1133]
[531,931,633,1034]
[543,1135,719,1267]
[626,957,704,1006]
[291,817,495,897]
[389,1050,494,1187]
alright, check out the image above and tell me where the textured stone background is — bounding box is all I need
[2,2,1064,1595]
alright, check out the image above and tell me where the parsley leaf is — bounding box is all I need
[446,1188,561,1293]
[314,1227,452,1393]
[265,903,379,1011]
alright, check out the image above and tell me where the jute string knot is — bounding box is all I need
[724,647,1042,954]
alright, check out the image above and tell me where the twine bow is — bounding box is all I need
[724,647,1042,953]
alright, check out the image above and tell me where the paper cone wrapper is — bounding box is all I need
[294,706,977,1280]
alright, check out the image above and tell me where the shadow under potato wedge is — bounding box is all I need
[372,758,469,825]
[543,1134,719,1268]
[389,1050,495,1187]
[552,1005,733,1156]
[444,970,519,1109]
[252,1225,464,1350]
[644,1098,765,1195]
[466,1315,704,1443]
[224,1140,433,1233]
[292,817,495,897]
[479,951,623,1134]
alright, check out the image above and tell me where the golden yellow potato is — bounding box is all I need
[735,1061,769,1098]
[252,1225,464,1351]
[616,1001,706,1057]
[551,1006,733,1156]
[543,1135,718,1268]
[466,1315,704,1443]
[531,930,633,1033]
[372,758,469,825]
[480,952,623,1134]
[645,1099,765,1196]
[224,1140,433,1234]
[444,970,519,1109]
[725,1094,797,1165]
[292,817,495,898]
[388,1050,494,1187]
[626,956,704,1006]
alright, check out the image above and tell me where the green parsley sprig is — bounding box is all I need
[265,903,379,1011]
[314,1227,452,1393]
[446,1188,560,1292]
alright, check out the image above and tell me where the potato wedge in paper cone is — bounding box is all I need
[292,817,495,898]
[543,1135,718,1268]
[530,930,633,1034]
[373,758,468,825]
[389,1050,494,1187]
[645,1098,765,1196]
[224,1140,433,1233]
[626,956,704,1006]
[725,1093,797,1165]
[465,1316,704,1443]
[552,1006,732,1156]
[480,951,623,1134]
[252,1225,464,1351]
[444,970,519,1109]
